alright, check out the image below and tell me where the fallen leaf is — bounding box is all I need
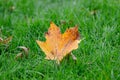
[36,22,80,63]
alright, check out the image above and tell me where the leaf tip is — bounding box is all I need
[50,21,54,24]
[36,40,41,44]
[50,21,58,28]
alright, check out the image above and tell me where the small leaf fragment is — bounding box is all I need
[15,53,23,59]
[15,46,29,60]
[18,46,29,58]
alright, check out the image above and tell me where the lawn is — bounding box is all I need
[0,0,120,80]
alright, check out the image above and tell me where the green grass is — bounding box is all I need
[0,0,120,80]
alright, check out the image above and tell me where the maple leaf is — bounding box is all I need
[36,22,80,63]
